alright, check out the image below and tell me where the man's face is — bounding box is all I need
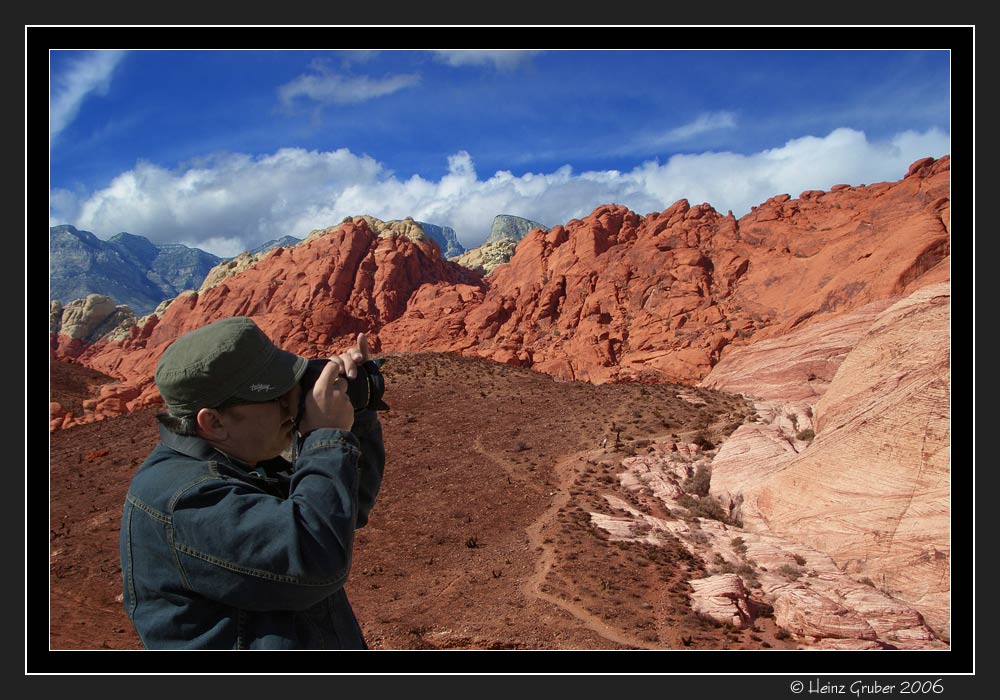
[212,384,302,465]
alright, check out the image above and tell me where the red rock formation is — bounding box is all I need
[385,156,949,383]
[51,156,950,428]
[52,217,484,428]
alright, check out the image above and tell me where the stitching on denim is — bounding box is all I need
[122,503,137,618]
[125,492,170,524]
[167,525,193,590]
[174,543,349,587]
[168,473,221,511]
[304,439,360,455]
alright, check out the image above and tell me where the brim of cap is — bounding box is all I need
[228,348,308,402]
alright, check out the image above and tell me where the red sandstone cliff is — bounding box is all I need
[50,156,949,428]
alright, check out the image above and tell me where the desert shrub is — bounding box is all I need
[715,557,759,587]
[692,433,715,450]
[731,536,748,554]
[792,553,806,566]
[777,564,802,580]
[682,464,712,496]
[796,429,815,442]
[677,494,728,522]
[774,628,792,640]
[684,529,711,546]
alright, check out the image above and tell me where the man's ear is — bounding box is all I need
[195,408,228,440]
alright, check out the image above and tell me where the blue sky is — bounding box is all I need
[49,48,951,257]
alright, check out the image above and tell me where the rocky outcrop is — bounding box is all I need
[591,433,945,648]
[50,295,137,359]
[198,252,264,292]
[758,283,950,638]
[727,157,950,343]
[705,282,951,641]
[452,215,548,274]
[450,237,519,275]
[699,297,897,403]
[689,574,755,629]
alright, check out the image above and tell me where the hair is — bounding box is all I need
[156,395,265,436]
[155,411,200,436]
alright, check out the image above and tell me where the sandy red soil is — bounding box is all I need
[47,353,803,669]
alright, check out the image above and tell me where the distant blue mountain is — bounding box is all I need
[49,225,223,316]
[249,235,303,256]
[416,221,465,258]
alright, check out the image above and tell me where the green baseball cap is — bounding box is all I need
[155,316,308,417]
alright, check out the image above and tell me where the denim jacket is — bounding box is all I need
[119,409,385,649]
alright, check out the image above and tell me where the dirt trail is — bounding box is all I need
[520,451,660,650]
[471,433,650,647]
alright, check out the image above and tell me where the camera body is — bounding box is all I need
[299,357,389,413]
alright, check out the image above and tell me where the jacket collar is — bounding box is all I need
[157,423,249,468]
[156,423,292,482]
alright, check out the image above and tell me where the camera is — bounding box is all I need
[299,357,389,413]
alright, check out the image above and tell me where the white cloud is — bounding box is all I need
[49,127,950,257]
[432,50,541,70]
[50,51,127,142]
[278,64,420,107]
[610,111,738,157]
[659,111,737,144]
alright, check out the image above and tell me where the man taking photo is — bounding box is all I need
[119,316,386,649]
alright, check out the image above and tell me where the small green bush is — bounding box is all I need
[778,564,803,580]
[682,464,712,496]
[677,494,728,522]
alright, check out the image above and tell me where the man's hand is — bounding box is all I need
[298,334,370,434]
[336,333,371,380]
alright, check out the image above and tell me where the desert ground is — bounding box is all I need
[49,352,803,658]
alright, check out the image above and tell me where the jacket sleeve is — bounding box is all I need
[350,408,385,529]
[168,428,363,612]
